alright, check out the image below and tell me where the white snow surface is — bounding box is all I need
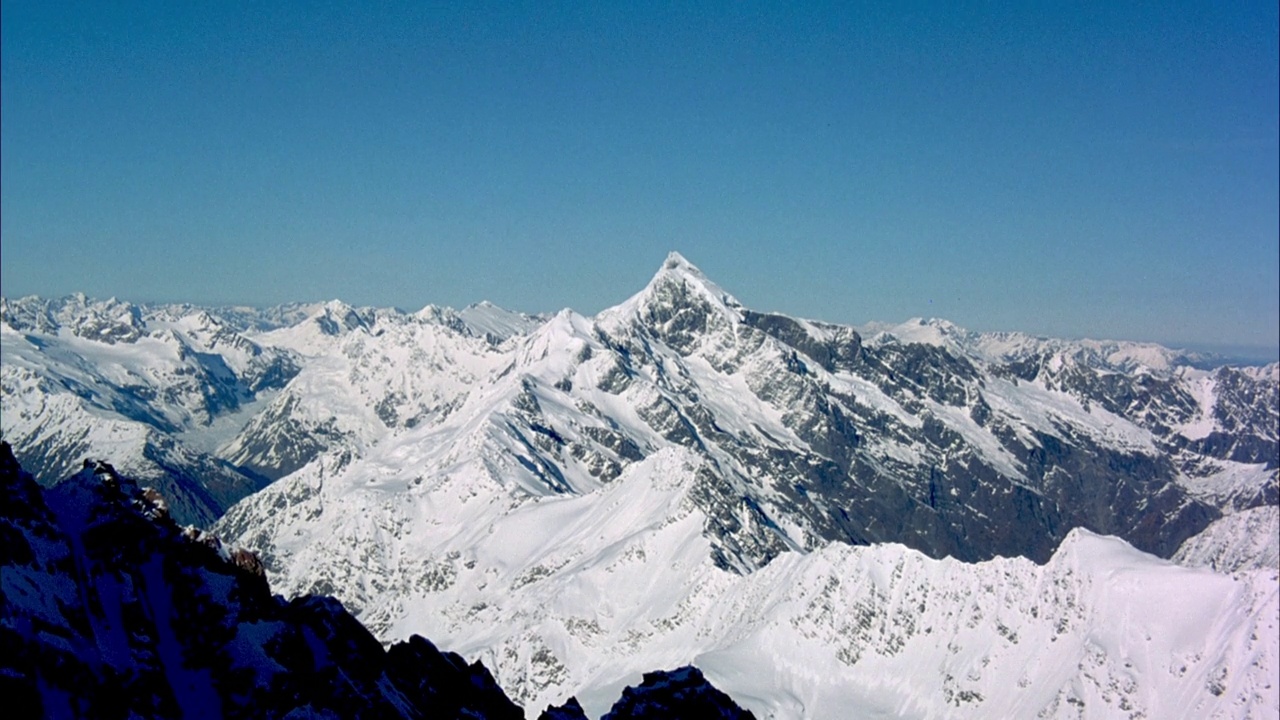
[221,444,1279,719]
[1175,505,1280,573]
[456,301,544,341]
[6,261,1279,718]
[1178,460,1277,511]
[859,318,1210,373]
[1176,370,1221,441]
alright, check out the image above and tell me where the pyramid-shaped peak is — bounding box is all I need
[596,252,743,332]
[650,251,721,290]
[310,299,369,335]
[656,250,724,286]
[662,251,698,272]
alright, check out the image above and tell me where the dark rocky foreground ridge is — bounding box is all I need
[0,443,753,719]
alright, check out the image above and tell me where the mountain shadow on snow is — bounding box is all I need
[0,442,752,719]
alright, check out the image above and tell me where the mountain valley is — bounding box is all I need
[3,253,1277,718]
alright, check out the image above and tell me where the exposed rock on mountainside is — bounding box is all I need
[599,667,756,720]
[0,295,298,525]
[535,667,756,720]
[0,443,753,719]
[3,253,1277,716]
[0,442,524,718]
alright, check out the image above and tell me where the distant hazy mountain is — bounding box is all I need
[2,252,1276,717]
[0,294,300,525]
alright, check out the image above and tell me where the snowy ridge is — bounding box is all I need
[5,255,1278,717]
[859,317,1215,373]
[218,445,1278,718]
[457,300,545,342]
[1174,505,1280,573]
[0,299,295,524]
[221,306,513,480]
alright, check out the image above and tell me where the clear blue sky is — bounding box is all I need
[3,1,1277,356]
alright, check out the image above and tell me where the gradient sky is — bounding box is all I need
[2,2,1277,356]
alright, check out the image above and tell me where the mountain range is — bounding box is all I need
[2,252,1277,717]
[0,442,753,719]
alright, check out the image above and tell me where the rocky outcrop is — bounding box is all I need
[601,667,756,719]
[0,442,521,718]
[0,442,753,719]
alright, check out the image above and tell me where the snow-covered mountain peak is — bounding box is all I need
[649,251,739,306]
[660,250,703,275]
[246,300,376,355]
[311,299,369,335]
[0,294,149,344]
[861,317,971,350]
[597,252,744,352]
[518,308,594,365]
[457,300,544,342]
[410,303,469,334]
[1051,526,1172,571]
[1239,362,1280,382]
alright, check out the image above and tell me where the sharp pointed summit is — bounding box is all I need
[658,250,701,275]
[650,251,730,297]
[597,252,743,338]
[4,256,1277,719]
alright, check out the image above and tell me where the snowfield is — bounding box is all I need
[4,254,1278,718]
[219,446,1279,718]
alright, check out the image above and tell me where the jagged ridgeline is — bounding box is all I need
[4,254,1274,563]
[0,444,754,719]
[2,253,1277,716]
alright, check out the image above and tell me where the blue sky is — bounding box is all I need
[2,2,1277,356]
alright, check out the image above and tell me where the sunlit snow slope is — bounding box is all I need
[218,445,1279,718]
[0,296,298,524]
[208,254,1277,717]
[4,254,1277,717]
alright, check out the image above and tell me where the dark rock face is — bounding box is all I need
[742,311,862,373]
[1,442,758,719]
[1198,366,1279,469]
[536,669,759,720]
[601,666,756,720]
[586,281,1249,567]
[386,635,524,720]
[1,296,297,527]
[538,697,590,720]
[222,393,353,482]
[0,442,523,719]
[637,274,732,355]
